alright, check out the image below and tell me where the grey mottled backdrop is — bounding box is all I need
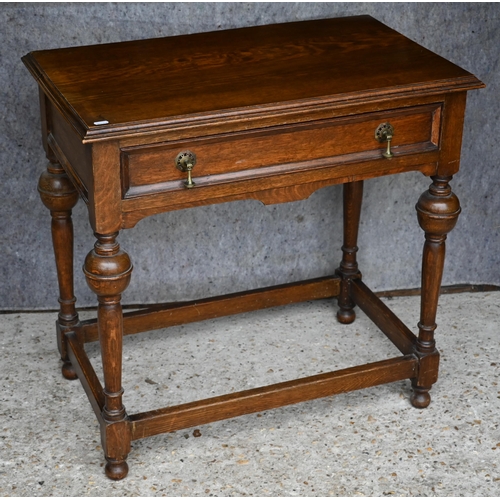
[1,3,499,310]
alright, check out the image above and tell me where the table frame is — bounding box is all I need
[39,157,459,479]
[26,16,484,480]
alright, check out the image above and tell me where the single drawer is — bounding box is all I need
[121,103,441,198]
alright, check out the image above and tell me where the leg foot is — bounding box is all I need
[336,307,356,324]
[61,361,78,380]
[410,384,431,408]
[105,458,129,480]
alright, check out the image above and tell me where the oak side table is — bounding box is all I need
[23,16,484,480]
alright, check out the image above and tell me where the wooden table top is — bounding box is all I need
[23,15,483,141]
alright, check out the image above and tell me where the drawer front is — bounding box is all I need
[121,103,441,198]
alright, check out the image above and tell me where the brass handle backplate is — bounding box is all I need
[375,122,394,158]
[175,150,197,188]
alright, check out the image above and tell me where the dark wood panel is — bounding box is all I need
[436,92,468,176]
[350,279,417,354]
[66,332,105,422]
[22,16,483,142]
[81,276,341,343]
[123,104,439,191]
[49,104,92,199]
[121,150,439,227]
[130,355,418,440]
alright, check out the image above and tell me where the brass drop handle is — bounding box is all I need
[175,150,197,188]
[375,122,395,159]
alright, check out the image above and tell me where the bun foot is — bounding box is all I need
[105,458,129,480]
[337,308,356,324]
[410,387,431,408]
[61,361,78,380]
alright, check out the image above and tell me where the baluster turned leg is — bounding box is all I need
[84,233,133,480]
[411,176,461,408]
[38,162,80,379]
[336,180,364,324]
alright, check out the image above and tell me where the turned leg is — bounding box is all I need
[84,233,133,480]
[38,161,80,379]
[411,176,461,408]
[336,180,364,324]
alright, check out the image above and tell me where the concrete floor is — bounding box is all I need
[1,291,499,496]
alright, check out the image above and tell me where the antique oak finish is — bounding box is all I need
[23,16,484,480]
